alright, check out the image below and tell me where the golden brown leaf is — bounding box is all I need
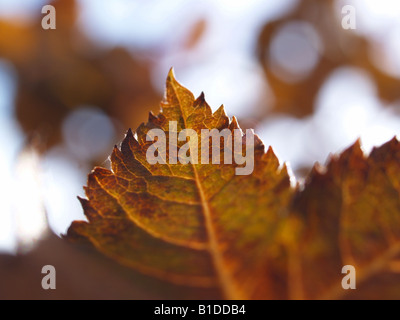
[66,69,293,299]
[291,138,400,299]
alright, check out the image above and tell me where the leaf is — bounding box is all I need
[256,0,400,117]
[0,0,159,152]
[291,138,400,299]
[66,70,400,300]
[0,232,216,299]
[66,69,293,299]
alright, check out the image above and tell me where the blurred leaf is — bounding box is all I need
[292,138,400,299]
[0,0,160,153]
[66,72,400,299]
[256,0,400,117]
[183,18,207,50]
[0,233,216,299]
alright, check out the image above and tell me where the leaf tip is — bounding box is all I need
[308,162,325,179]
[148,111,157,122]
[167,67,178,85]
[229,116,241,130]
[339,139,365,164]
[214,105,227,117]
[198,91,205,101]
[126,128,134,138]
[168,66,175,77]
[263,145,280,167]
[314,162,327,175]
[77,195,88,206]
[388,135,399,147]
[354,137,362,150]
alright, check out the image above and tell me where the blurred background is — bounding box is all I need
[0,0,400,253]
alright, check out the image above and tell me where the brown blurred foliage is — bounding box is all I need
[256,0,400,117]
[1,0,399,153]
[0,232,217,299]
[0,0,160,152]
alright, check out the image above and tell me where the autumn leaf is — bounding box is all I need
[291,138,400,299]
[66,70,400,300]
[66,69,293,300]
